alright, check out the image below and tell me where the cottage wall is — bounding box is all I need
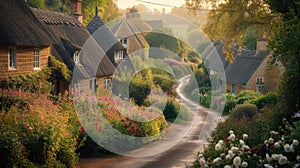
[0,46,50,79]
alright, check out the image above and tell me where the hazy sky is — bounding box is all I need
[115,0,185,13]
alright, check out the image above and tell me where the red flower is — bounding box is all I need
[124,124,128,129]
[129,126,135,133]
[121,119,125,122]
[77,137,81,142]
[80,126,85,134]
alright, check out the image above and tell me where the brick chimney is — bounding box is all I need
[256,32,268,54]
[70,0,83,24]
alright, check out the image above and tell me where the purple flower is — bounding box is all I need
[294,111,300,118]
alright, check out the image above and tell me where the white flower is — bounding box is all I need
[274,142,281,148]
[219,140,224,145]
[243,134,248,140]
[226,154,233,160]
[239,140,245,146]
[213,157,222,164]
[266,154,272,163]
[271,154,281,161]
[293,139,299,146]
[297,155,300,162]
[224,165,231,168]
[215,143,222,151]
[242,145,250,151]
[229,134,236,141]
[264,164,274,168]
[284,144,293,152]
[228,150,235,158]
[268,138,274,144]
[294,164,300,168]
[241,161,248,167]
[200,158,206,168]
[231,147,239,153]
[264,140,268,144]
[229,130,234,135]
[233,156,241,167]
[278,155,288,165]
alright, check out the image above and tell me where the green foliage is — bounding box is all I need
[156,98,190,122]
[222,93,236,114]
[231,104,258,120]
[3,68,52,94]
[200,93,211,108]
[2,56,70,95]
[236,90,261,104]
[252,92,278,110]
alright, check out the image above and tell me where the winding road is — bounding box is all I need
[79,75,220,168]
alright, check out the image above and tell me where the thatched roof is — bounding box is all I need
[31,7,115,78]
[87,7,126,66]
[0,0,52,46]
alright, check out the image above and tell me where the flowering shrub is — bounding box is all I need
[75,93,167,152]
[0,90,82,167]
[192,130,300,167]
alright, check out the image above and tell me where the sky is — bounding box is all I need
[115,0,185,13]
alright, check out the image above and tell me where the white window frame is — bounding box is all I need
[74,51,80,64]
[114,50,124,63]
[8,47,16,70]
[104,78,112,90]
[33,48,40,70]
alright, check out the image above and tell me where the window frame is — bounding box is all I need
[114,50,124,63]
[33,48,40,70]
[104,78,112,90]
[89,78,97,91]
[8,47,17,70]
[74,83,80,93]
[74,51,80,64]
[256,77,264,84]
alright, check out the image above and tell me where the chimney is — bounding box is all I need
[70,0,83,24]
[256,32,268,54]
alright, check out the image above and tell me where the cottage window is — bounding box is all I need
[256,77,264,84]
[115,50,124,63]
[231,84,237,95]
[120,38,128,48]
[89,79,97,91]
[74,51,80,64]
[8,47,16,70]
[74,83,80,93]
[33,49,40,69]
[104,78,112,90]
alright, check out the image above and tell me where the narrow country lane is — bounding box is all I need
[79,75,217,168]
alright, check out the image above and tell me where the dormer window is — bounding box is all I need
[74,51,80,64]
[120,38,128,48]
[114,50,124,64]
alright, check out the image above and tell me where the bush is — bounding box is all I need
[231,104,258,120]
[252,92,278,109]
[222,93,236,114]
[200,94,211,108]
[0,90,81,167]
[236,90,261,104]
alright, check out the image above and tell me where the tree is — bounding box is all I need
[267,1,300,117]
[186,0,279,61]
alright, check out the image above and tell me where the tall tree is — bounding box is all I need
[186,0,280,61]
[267,0,300,117]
